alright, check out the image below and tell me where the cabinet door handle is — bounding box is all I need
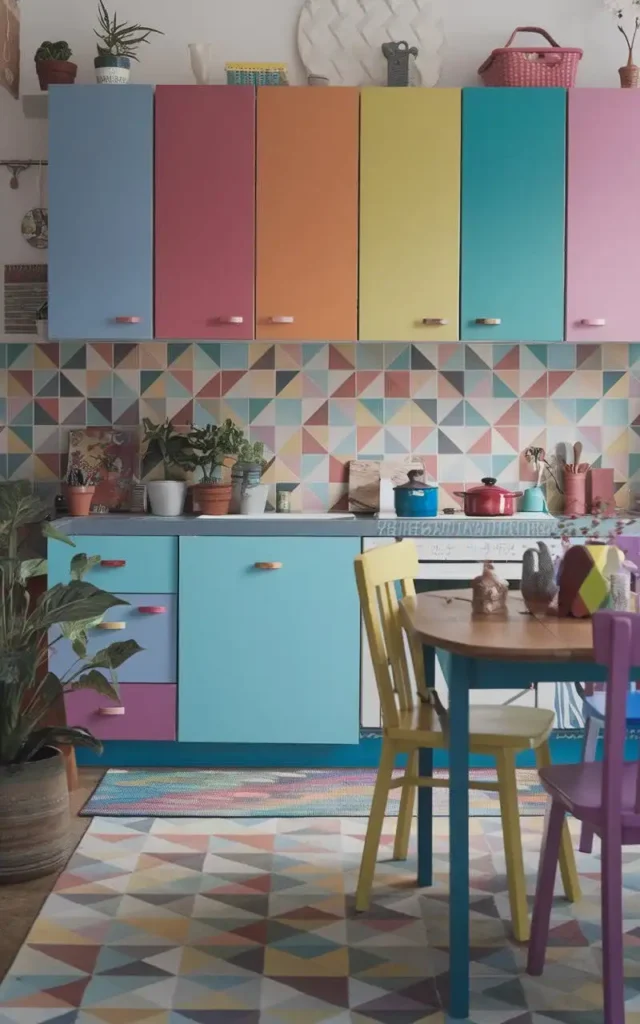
[115,316,141,324]
[475,318,501,326]
[421,317,448,326]
[96,621,126,630]
[218,315,244,324]
[254,562,283,570]
[138,606,166,614]
[269,316,294,324]
[98,706,125,716]
[580,318,606,327]
[100,559,126,568]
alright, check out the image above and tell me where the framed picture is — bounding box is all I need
[0,0,19,100]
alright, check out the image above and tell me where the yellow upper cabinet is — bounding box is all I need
[359,89,461,343]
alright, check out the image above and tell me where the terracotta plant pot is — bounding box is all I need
[36,59,77,91]
[66,485,95,516]
[0,747,70,884]
[619,62,639,88]
[196,483,232,516]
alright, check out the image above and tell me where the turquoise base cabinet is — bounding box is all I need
[178,537,361,745]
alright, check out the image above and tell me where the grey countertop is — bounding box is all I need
[50,513,638,539]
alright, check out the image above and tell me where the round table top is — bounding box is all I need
[400,589,595,662]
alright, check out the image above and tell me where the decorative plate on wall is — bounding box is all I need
[298,0,444,87]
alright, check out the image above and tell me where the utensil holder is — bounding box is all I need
[563,467,586,516]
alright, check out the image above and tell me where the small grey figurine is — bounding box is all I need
[521,541,558,616]
[382,41,418,87]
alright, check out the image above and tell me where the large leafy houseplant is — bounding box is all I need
[184,420,246,515]
[142,419,190,517]
[0,483,141,766]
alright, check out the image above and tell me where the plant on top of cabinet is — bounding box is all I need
[234,440,270,515]
[35,300,48,342]
[34,41,77,91]
[66,467,96,517]
[142,418,190,518]
[0,483,142,882]
[184,419,245,516]
[94,0,163,84]
[605,0,640,86]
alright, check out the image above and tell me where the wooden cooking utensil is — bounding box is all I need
[573,441,583,470]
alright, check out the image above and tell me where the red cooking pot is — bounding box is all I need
[453,477,523,517]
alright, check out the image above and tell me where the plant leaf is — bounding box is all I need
[32,582,128,632]
[67,669,120,702]
[17,558,47,584]
[85,639,142,671]
[42,521,75,547]
[17,726,103,763]
[70,553,101,581]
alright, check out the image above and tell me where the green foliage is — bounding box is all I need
[36,301,48,321]
[142,419,190,481]
[0,482,142,766]
[95,0,163,61]
[184,420,246,484]
[35,41,72,62]
[238,439,268,474]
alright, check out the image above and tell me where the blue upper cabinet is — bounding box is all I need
[178,536,361,745]
[48,86,154,340]
[460,89,566,342]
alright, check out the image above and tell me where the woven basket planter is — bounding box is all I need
[0,748,70,884]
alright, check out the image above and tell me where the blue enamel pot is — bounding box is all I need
[394,470,438,518]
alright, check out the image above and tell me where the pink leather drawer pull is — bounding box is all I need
[138,606,166,614]
[115,316,141,324]
[98,706,125,716]
[218,316,244,324]
[100,559,126,567]
[255,561,282,570]
[475,317,501,326]
[269,316,294,324]
[580,318,606,327]
[96,621,126,630]
[422,318,448,326]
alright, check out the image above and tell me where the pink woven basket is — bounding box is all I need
[479,26,582,87]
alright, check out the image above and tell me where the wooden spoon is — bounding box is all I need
[573,441,583,469]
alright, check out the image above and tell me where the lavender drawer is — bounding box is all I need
[50,594,176,684]
[65,684,176,741]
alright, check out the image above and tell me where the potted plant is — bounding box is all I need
[94,0,164,84]
[185,419,245,516]
[34,41,77,91]
[35,301,48,342]
[142,419,190,517]
[66,467,95,517]
[235,439,270,515]
[605,0,640,86]
[0,483,141,882]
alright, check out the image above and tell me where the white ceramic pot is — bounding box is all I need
[188,44,217,84]
[95,59,131,84]
[147,480,187,517]
[240,483,269,515]
[35,319,48,342]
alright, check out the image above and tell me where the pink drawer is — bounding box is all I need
[65,684,176,741]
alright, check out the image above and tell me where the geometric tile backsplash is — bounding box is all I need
[1,339,638,510]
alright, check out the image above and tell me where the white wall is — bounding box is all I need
[0,0,627,329]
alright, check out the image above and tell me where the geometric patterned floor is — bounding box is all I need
[0,815,639,1023]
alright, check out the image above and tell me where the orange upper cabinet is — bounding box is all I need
[256,87,359,342]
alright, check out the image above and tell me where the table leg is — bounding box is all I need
[448,653,471,1020]
[417,747,433,887]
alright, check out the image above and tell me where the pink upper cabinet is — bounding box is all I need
[155,86,255,341]
[566,90,640,342]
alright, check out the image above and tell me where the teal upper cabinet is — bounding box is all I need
[48,86,154,340]
[460,89,566,342]
[178,537,361,745]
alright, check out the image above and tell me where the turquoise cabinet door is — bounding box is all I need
[460,89,566,342]
[178,537,361,744]
[48,86,153,340]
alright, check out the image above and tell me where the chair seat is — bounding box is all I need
[388,703,554,750]
[583,689,640,724]
[540,762,640,834]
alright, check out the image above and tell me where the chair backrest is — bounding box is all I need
[354,540,429,729]
[592,611,640,819]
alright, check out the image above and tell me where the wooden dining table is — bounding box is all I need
[400,588,611,1021]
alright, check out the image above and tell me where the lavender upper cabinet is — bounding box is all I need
[460,89,566,342]
[155,86,255,340]
[48,86,154,340]
[566,91,640,342]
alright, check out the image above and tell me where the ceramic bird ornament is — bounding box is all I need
[521,541,558,616]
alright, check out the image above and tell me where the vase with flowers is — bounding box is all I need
[605,0,640,86]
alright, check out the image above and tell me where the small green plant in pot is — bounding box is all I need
[94,0,163,84]
[66,467,95,517]
[142,418,190,517]
[232,439,270,514]
[0,483,142,882]
[185,419,245,515]
[35,300,48,342]
[34,41,77,91]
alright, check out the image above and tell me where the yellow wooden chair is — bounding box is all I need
[354,540,580,942]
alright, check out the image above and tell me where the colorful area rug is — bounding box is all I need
[0,815,634,1022]
[82,767,547,818]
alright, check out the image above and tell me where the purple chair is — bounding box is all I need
[528,611,640,1024]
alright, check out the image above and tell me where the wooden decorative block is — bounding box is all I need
[557,543,624,618]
